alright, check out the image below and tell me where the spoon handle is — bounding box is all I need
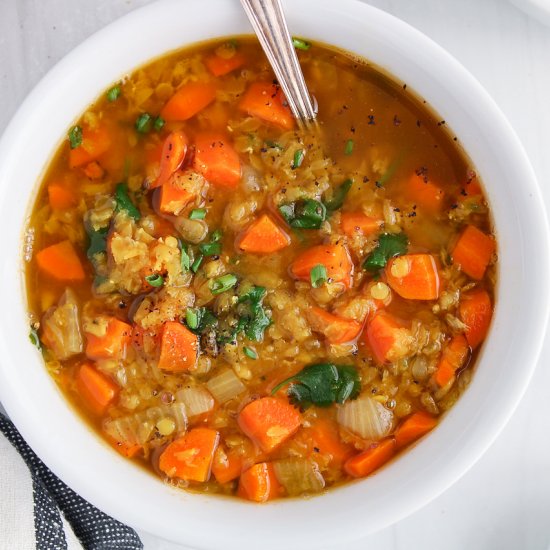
[240,0,317,124]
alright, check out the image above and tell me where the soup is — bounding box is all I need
[25,36,496,501]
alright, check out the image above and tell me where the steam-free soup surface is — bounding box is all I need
[26,37,496,501]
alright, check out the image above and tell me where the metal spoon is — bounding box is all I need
[239,0,318,126]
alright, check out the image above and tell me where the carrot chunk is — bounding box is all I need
[151,130,188,190]
[76,363,119,415]
[451,225,495,280]
[205,51,246,76]
[395,412,437,449]
[193,132,241,188]
[36,240,85,281]
[290,244,354,288]
[211,445,243,484]
[407,172,445,212]
[344,438,396,478]
[48,184,77,210]
[238,397,301,453]
[238,462,281,502]
[158,180,195,215]
[340,212,381,237]
[83,161,105,180]
[365,312,411,364]
[85,317,132,360]
[307,418,354,467]
[159,428,220,482]
[107,437,142,459]
[160,82,217,121]
[308,306,362,344]
[385,254,440,300]
[236,214,291,254]
[433,334,470,387]
[459,289,493,348]
[239,82,294,130]
[158,321,198,372]
[69,125,111,168]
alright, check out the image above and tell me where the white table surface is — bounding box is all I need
[1,1,550,549]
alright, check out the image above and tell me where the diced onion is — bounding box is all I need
[337,394,393,440]
[206,369,245,404]
[273,458,325,496]
[176,386,215,418]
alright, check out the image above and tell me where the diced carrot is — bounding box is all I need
[344,438,396,478]
[407,172,445,212]
[236,214,291,254]
[158,180,195,215]
[433,334,470,387]
[69,125,111,168]
[239,82,294,130]
[193,132,241,188]
[307,306,362,344]
[107,437,142,458]
[385,254,440,300]
[150,130,188,190]
[85,317,132,360]
[211,445,243,484]
[459,172,482,200]
[340,212,381,237]
[452,225,495,280]
[160,82,217,122]
[48,184,77,210]
[238,397,302,453]
[158,321,198,372]
[365,312,411,364]
[83,160,105,180]
[159,428,220,482]
[237,462,281,502]
[36,240,85,281]
[459,288,492,348]
[307,418,354,467]
[76,363,119,415]
[290,244,354,288]
[395,412,437,449]
[205,51,246,77]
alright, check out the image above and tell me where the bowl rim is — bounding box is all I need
[0,0,548,548]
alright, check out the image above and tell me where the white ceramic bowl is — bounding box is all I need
[0,1,548,548]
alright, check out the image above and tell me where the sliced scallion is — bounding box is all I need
[154,116,165,131]
[344,139,354,155]
[209,273,238,295]
[243,346,258,360]
[310,264,328,288]
[144,273,164,287]
[68,125,82,149]
[191,254,204,273]
[292,37,312,51]
[106,85,121,102]
[292,149,305,169]
[190,208,206,220]
[135,113,153,134]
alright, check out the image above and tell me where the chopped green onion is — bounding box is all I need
[243,346,258,360]
[144,273,164,287]
[292,149,305,169]
[178,240,191,272]
[324,179,353,215]
[344,139,354,155]
[209,273,238,295]
[186,308,200,330]
[292,37,312,51]
[191,254,204,273]
[68,126,82,149]
[106,85,121,102]
[190,208,206,220]
[210,229,223,242]
[135,113,153,134]
[199,241,222,257]
[265,140,283,150]
[29,327,41,350]
[310,264,328,288]
[114,183,141,220]
[154,116,165,131]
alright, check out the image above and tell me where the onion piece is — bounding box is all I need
[206,368,245,404]
[273,458,325,496]
[176,386,215,418]
[337,394,393,440]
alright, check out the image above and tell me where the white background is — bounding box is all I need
[1,1,549,549]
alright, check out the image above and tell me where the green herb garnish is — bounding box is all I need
[292,37,312,51]
[190,208,206,220]
[310,264,328,288]
[237,286,271,341]
[144,273,164,287]
[106,85,121,102]
[324,178,353,215]
[344,139,354,155]
[363,232,408,273]
[279,199,326,229]
[191,254,204,273]
[86,225,108,261]
[209,273,238,295]
[154,116,165,131]
[135,113,153,134]
[292,149,305,169]
[29,327,41,350]
[243,346,258,360]
[178,240,191,272]
[265,140,283,150]
[272,363,360,409]
[199,241,222,257]
[68,125,82,149]
[115,183,141,220]
[186,307,217,333]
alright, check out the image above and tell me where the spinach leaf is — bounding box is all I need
[115,183,141,220]
[324,179,353,215]
[363,232,408,274]
[279,199,326,229]
[272,363,360,409]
